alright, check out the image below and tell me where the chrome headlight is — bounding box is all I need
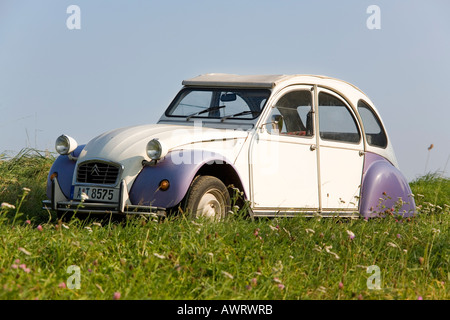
[146,138,168,160]
[55,134,78,155]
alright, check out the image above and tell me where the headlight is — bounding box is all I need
[146,138,168,160]
[55,134,78,155]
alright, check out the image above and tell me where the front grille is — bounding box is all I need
[77,161,120,185]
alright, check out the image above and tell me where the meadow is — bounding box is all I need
[0,149,448,300]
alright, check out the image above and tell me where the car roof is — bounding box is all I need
[182,73,366,96]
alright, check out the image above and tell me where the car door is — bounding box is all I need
[249,85,319,212]
[316,89,364,213]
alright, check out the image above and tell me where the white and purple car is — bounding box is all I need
[43,74,415,219]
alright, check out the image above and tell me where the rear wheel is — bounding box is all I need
[184,175,231,220]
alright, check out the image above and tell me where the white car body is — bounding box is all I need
[44,74,415,218]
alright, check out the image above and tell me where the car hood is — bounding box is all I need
[74,124,250,186]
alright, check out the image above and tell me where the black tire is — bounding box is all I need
[184,175,231,220]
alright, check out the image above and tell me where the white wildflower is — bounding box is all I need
[221,271,234,279]
[325,245,340,260]
[84,226,92,233]
[269,225,278,231]
[387,242,398,248]
[305,228,315,234]
[1,202,15,209]
[18,247,31,256]
[282,227,291,237]
[153,253,166,259]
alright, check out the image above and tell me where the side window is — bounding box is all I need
[318,92,360,143]
[357,100,387,148]
[267,90,314,137]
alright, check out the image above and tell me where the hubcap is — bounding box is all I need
[196,189,223,219]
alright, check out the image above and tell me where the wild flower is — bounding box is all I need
[277,284,285,290]
[25,220,31,225]
[58,282,66,289]
[346,230,355,240]
[431,228,440,234]
[14,259,20,264]
[221,271,234,279]
[396,234,401,239]
[387,242,398,248]
[325,245,340,260]
[251,278,257,287]
[37,225,43,232]
[11,264,18,269]
[113,292,121,300]
[269,225,278,231]
[418,296,423,300]
[338,282,344,290]
[1,202,15,209]
[18,247,31,256]
[81,193,89,201]
[22,187,31,193]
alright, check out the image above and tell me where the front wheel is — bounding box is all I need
[184,176,231,220]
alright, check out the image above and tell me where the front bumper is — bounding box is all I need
[42,177,166,216]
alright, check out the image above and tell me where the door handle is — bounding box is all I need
[310,144,316,151]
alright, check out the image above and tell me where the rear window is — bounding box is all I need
[357,100,387,148]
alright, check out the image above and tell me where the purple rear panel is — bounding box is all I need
[129,150,234,208]
[360,152,415,218]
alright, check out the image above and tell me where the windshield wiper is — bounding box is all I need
[186,105,225,121]
[220,110,260,122]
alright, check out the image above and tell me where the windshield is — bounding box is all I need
[165,88,271,121]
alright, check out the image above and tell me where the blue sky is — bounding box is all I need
[0,0,449,181]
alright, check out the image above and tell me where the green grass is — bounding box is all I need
[0,148,448,300]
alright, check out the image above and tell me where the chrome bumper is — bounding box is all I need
[42,177,166,216]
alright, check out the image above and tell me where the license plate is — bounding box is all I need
[72,186,119,203]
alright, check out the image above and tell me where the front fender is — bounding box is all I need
[129,149,235,208]
[360,153,415,218]
[46,145,85,199]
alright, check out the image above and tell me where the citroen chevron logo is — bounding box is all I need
[90,164,101,176]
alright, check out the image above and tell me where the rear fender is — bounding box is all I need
[360,152,415,218]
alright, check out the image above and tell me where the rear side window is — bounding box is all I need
[318,92,360,143]
[357,100,387,148]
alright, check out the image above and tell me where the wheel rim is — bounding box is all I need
[196,188,224,219]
